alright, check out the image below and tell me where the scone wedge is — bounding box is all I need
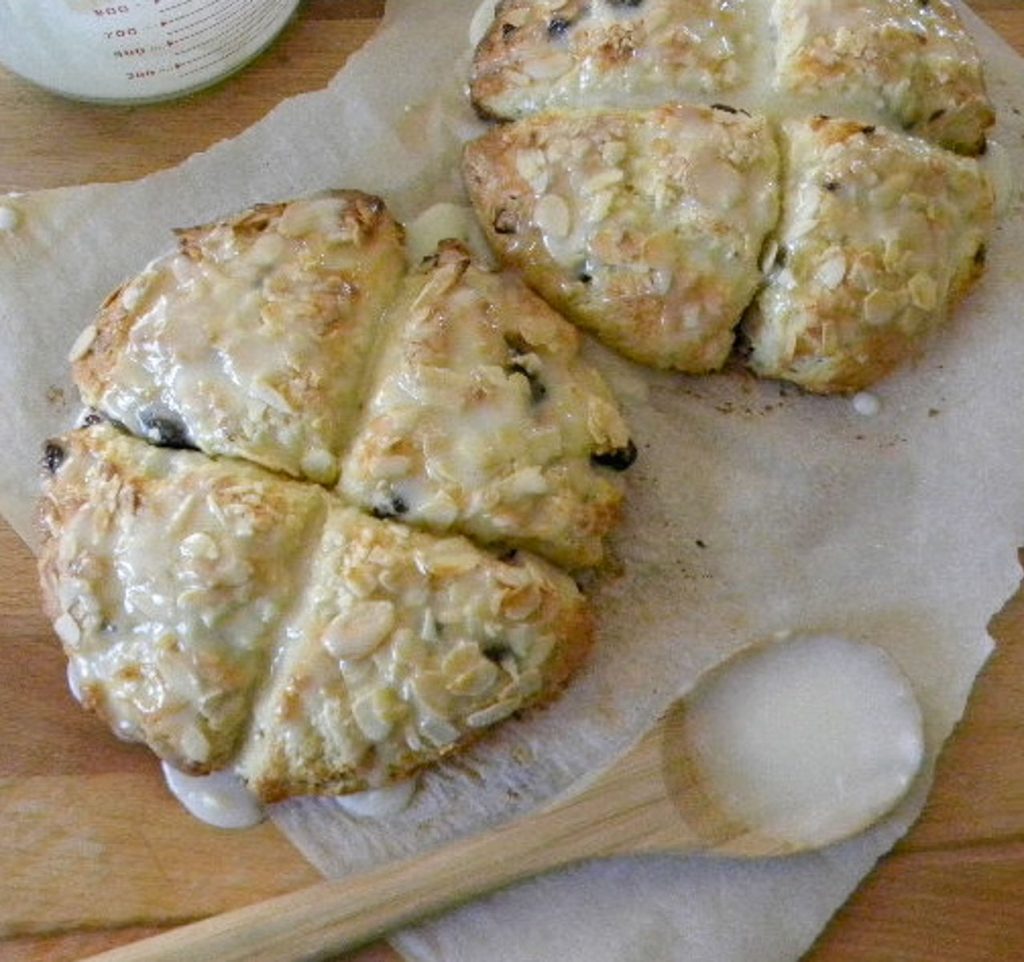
[772,0,994,155]
[745,117,994,393]
[38,422,328,773]
[71,191,407,485]
[340,241,635,569]
[470,0,754,120]
[240,509,590,801]
[464,104,780,372]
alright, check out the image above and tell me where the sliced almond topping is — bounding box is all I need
[446,663,500,697]
[68,325,97,363]
[250,380,295,415]
[588,189,615,224]
[466,697,521,729]
[441,640,486,679]
[534,194,572,240]
[500,583,542,621]
[408,671,449,714]
[493,563,533,589]
[179,725,211,765]
[300,448,337,483]
[351,688,400,742]
[515,148,549,193]
[179,531,220,562]
[815,248,847,290]
[53,611,81,647]
[583,168,625,194]
[417,490,460,527]
[120,276,150,309]
[504,7,528,28]
[418,712,460,747]
[420,609,440,643]
[419,538,480,577]
[323,600,395,661]
[863,288,907,326]
[908,273,938,311]
[501,466,549,498]
[522,52,573,80]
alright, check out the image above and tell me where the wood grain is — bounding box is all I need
[42,707,770,962]
[1,2,1022,961]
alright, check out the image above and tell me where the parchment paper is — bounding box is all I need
[0,3,1022,960]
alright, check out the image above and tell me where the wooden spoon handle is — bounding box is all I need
[80,798,630,962]
[81,826,553,962]
[83,725,691,962]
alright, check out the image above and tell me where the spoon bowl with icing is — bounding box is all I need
[83,633,926,962]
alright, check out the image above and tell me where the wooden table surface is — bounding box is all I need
[1,2,1022,960]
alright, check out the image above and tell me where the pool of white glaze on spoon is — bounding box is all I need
[683,634,925,849]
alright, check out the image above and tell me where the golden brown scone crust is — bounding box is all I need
[340,241,633,569]
[772,0,994,156]
[72,190,407,485]
[470,0,753,120]
[39,423,593,800]
[464,104,779,372]
[745,117,994,394]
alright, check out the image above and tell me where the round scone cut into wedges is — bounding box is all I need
[38,423,591,800]
[340,241,635,569]
[744,117,994,394]
[466,0,996,390]
[463,103,780,372]
[470,0,756,120]
[771,0,995,156]
[71,190,407,486]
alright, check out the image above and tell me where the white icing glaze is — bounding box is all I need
[469,0,497,50]
[334,778,418,818]
[982,139,1016,219]
[852,392,881,417]
[0,205,20,232]
[405,202,491,264]
[66,659,84,704]
[686,634,924,848]
[161,762,265,830]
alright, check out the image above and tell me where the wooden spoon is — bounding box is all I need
[83,635,924,962]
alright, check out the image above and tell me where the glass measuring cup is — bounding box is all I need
[0,0,301,103]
